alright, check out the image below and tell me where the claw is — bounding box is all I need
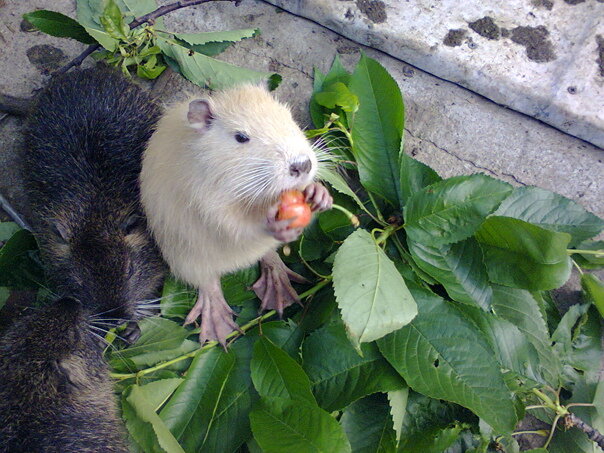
[252,250,304,316]
[304,182,333,212]
[185,279,241,348]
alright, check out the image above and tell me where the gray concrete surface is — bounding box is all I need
[0,0,602,226]
[265,0,604,149]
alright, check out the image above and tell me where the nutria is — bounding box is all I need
[0,67,166,451]
[22,67,165,322]
[0,298,129,453]
[140,84,332,346]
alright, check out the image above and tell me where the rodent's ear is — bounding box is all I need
[187,99,213,132]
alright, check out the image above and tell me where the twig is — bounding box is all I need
[53,0,241,76]
[565,413,604,449]
[0,193,30,230]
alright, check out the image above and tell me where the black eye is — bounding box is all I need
[235,132,249,143]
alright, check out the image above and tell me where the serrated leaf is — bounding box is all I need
[315,82,359,112]
[404,174,512,247]
[302,322,405,411]
[160,276,196,319]
[476,216,572,290]
[491,285,561,386]
[160,338,254,453]
[333,229,417,346]
[251,336,315,404]
[157,37,281,90]
[23,10,96,44]
[378,285,517,433]
[408,237,492,310]
[319,168,367,214]
[388,388,409,443]
[349,54,404,207]
[340,394,398,453]
[174,29,258,57]
[399,424,467,453]
[399,153,441,208]
[250,397,351,453]
[310,55,352,127]
[222,265,260,306]
[122,384,186,453]
[494,186,604,247]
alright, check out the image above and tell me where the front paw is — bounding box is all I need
[265,204,304,243]
[304,182,333,212]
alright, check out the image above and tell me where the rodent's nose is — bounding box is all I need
[289,159,312,177]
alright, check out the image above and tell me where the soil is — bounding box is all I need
[511,26,556,62]
[26,45,67,74]
[356,0,387,23]
[444,29,467,47]
[469,16,500,40]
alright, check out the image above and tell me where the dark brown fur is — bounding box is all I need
[0,67,166,452]
[0,299,128,452]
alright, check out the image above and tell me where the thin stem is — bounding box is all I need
[366,192,385,224]
[331,203,360,227]
[571,258,584,275]
[110,279,331,380]
[54,0,240,76]
[0,193,30,230]
[511,430,548,437]
[544,413,562,449]
[525,405,548,410]
[568,249,604,256]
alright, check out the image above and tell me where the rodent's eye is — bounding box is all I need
[234,132,250,144]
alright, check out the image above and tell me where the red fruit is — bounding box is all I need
[277,190,312,228]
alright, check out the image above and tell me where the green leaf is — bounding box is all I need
[378,285,517,433]
[494,186,604,247]
[251,336,315,404]
[100,0,128,39]
[349,54,404,207]
[23,10,96,44]
[582,273,604,318]
[404,174,512,247]
[490,285,561,386]
[0,222,20,242]
[333,229,417,346]
[399,153,441,208]
[408,237,492,310]
[387,388,409,443]
[399,424,467,453]
[315,82,359,112]
[0,287,9,311]
[310,55,352,127]
[302,322,406,411]
[457,304,543,385]
[319,168,367,215]
[222,265,260,306]
[84,27,118,51]
[174,28,259,57]
[109,318,197,373]
[250,397,351,453]
[133,378,184,412]
[160,338,254,453]
[0,229,45,289]
[475,216,572,290]
[160,276,196,319]
[340,394,398,453]
[122,384,186,453]
[157,37,281,91]
[573,240,604,269]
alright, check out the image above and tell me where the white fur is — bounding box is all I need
[140,84,318,287]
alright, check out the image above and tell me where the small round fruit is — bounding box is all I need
[280,190,305,207]
[277,190,312,228]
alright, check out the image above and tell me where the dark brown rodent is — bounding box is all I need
[0,67,165,452]
[22,66,165,322]
[0,298,128,452]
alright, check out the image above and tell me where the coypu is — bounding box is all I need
[0,67,165,451]
[0,298,129,453]
[140,84,332,346]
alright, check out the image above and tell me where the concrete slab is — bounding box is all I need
[0,0,602,225]
[264,0,604,149]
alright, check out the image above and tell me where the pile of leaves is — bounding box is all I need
[23,0,281,89]
[3,2,604,451]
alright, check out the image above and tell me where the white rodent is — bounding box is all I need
[140,83,332,345]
